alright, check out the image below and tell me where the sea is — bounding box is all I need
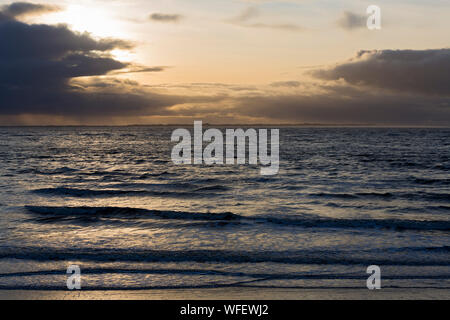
[0,126,449,294]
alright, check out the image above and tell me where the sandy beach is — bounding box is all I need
[1,288,449,300]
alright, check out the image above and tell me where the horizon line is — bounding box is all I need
[0,123,449,128]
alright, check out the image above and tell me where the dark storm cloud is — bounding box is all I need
[236,49,450,125]
[0,18,131,94]
[0,1,60,21]
[336,11,366,30]
[149,13,183,22]
[0,84,178,117]
[231,88,450,125]
[110,65,169,75]
[311,49,450,96]
[0,21,132,60]
[0,3,203,118]
[1,74,226,118]
[132,66,167,73]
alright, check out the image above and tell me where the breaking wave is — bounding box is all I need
[31,187,219,198]
[0,246,449,265]
[25,206,450,231]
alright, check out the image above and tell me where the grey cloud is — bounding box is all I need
[0,75,225,118]
[231,88,450,125]
[149,80,450,126]
[0,19,133,86]
[0,1,60,21]
[311,49,450,96]
[228,6,259,23]
[111,65,169,75]
[228,6,303,32]
[0,3,197,118]
[149,13,183,23]
[1,53,127,86]
[0,85,180,117]
[134,66,167,72]
[247,22,302,31]
[270,81,301,87]
[337,11,366,30]
[0,22,133,60]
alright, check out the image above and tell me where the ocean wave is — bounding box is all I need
[310,192,391,200]
[1,268,448,291]
[388,205,450,214]
[2,267,449,280]
[412,177,450,185]
[31,187,218,198]
[82,170,135,177]
[261,216,450,231]
[409,192,450,202]
[308,191,449,202]
[25,206,450,231]
[17,167,78,175]
[138,171,176,179]
[0,247,449,265]
[103,182,231,192]
[194,185,231,192]
[109,182,198,190]
[25,206,239,221]
[1,284,449,291]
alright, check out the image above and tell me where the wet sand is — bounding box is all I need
[1,288,449,300]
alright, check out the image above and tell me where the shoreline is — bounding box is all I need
[1,288,449,300]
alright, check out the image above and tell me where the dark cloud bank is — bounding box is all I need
[239,49,450,125]
[0,2,448,125]
[0,2,202,120]
[234,87,450,125]
[232,49,449,125]
[312,49,450,96]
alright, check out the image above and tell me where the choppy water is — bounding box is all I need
[0,127,449,292]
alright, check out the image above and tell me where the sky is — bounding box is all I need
[0,0,449,125]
